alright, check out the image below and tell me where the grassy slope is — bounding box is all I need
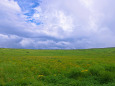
[0,48,115,86]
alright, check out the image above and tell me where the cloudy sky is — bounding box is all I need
[0,0,115,49]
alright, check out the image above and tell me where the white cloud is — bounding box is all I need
[0,34,22,48]
[20,38,34,47]
[0,34,9,39]
[0,0,115,49]
[0,0,21,12]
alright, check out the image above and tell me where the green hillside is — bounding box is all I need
[0,48,115,86]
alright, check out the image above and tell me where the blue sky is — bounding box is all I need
[0,0,115,49]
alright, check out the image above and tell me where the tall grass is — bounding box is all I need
[0,48,115,86]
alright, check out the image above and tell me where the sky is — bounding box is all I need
[0,0,115,49]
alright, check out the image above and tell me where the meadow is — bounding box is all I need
[0,48,115,86]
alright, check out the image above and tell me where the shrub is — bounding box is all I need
[98,71,114,84]
[67,67,83,80]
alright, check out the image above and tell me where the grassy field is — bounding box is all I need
[0,48,115,86]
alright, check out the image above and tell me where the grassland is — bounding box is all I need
[0,48,115,86]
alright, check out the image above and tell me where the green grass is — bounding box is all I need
[0,48,115,86]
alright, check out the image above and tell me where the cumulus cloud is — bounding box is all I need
[37,0,115,48]
[0,0,115,49]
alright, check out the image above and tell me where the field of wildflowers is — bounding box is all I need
[0,48,115,86]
